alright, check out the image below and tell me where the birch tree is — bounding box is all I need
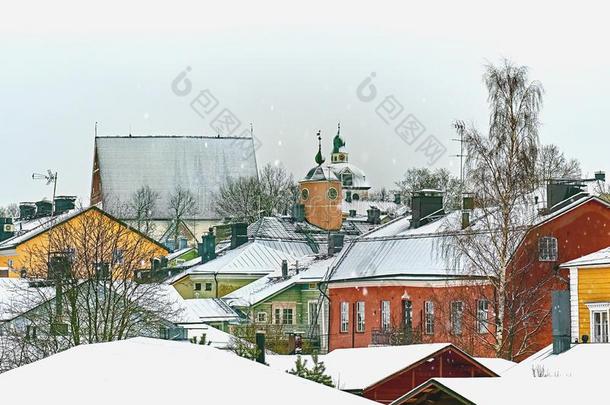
[444,59,545,359]
[129,185,160,236]
[168,185,198,246]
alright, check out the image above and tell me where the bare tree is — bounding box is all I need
[536,144,581,184]
[0,208,180,372]
[0,203,19,219]
[129,185,159,236]
[167,185,198,246]
[394,167,461,210]
[214,164,297,224]
[443,59,549,360]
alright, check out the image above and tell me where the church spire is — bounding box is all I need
[332,122,346,154]
[315,130,325,166]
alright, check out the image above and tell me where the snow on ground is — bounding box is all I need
[0,337,377,404]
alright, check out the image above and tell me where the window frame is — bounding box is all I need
[340,302,349,333]
[204,282,213,292]
[424,301,435,335]
[451,301,464,335]
[194,282,202,291]
[587,303,610,343]
[538,236,558,262]
[477,299,489,334]
[381,300,391,331]
[356,301,365,333]
[256,312,268,323]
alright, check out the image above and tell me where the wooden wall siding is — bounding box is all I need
[174,276,257,299]
[578,267,610,338]
[252,284,320,327]
[363,348,495,404]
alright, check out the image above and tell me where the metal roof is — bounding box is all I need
[95,136,258,220]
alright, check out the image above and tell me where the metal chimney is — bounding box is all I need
[281,259,288,278]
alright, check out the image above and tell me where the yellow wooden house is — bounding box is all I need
[562,247,610,344]
[0,206,169,278]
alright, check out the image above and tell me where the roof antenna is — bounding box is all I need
[94,121,98,137]
[250,122,254,138]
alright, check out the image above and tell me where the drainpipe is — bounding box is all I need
[213,273,219,298]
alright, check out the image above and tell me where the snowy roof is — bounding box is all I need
[166,247,196,261]
[182,298,240,322]
[342,200,405,217]
[95,136,258,220]
[0,208,83,249]
[397,377,597,405]
[169,240,308,284]
[561,246,610,268]
[303,165,339,181]
[473,357,517,375]
[0,279,54,321]
[503,343,610,378]
[268,343,492,392]
[0,338,377,405]
[329,233,463,282]
[224,256,333,307]
[328,162,370,189]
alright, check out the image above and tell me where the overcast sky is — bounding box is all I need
[1,0,608,207]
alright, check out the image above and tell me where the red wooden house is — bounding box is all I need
[323,187,610,359]
[267,343,500,405]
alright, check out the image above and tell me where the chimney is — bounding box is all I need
[552,290,571,354]
[292,204,305,222]
[595,171,606,182]
[345,191,352,203]
[255,331,266,364]
[0,218,15,242]
[349,209,356,218]
[411,189,444,228]
[546,180,585,211]
[281,259,288,278]
[328,233,345,255]
[394,193,401,205]
[19,202,36,220]
[367,207,381,224]
[230,223,248,249]
[53,196,77,216]
[35,200,53,218]
[198,228,216,263]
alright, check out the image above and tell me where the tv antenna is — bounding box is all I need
[452,120,467,192]
[32,170,58,216]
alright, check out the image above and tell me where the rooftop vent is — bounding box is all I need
[53,196,77,216]
[281,259,288,278]
[367,207,381,224]
[19,202,36,220]
[35,200,53,218]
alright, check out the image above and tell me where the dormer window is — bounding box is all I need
[341,172,353,187]
[539,236,558,261]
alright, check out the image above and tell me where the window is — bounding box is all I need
[352,193,360,201]
[539,236,558,261]
[356,301,365,332]
[256,312,267,323]
[7,259,13,268]
[587,303,610,343]
[477,299,489,334]
[451,301,464,335]
[592,311,609,343]
[342,172,353,187]
[340,302,349,333]
[381,300,391,331]
[282,308,294,325]
[308,283,317,290]
[308,301,318,325]
[301,188,309,201]
[403,300,413,331]
[205,282,212,291]
[274,307,294,325]
[194,283,202,291]
[424,301,435,335]
[112,249,124,265]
